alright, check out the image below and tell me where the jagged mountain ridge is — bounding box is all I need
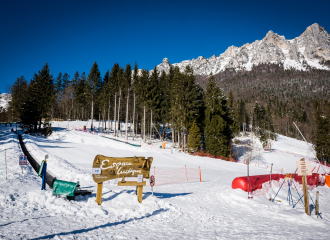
[155,23,330,75]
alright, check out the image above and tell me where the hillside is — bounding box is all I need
[0,122,329,239]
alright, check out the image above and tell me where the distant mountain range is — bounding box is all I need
[0,93,11,110]
[155,23,330,75]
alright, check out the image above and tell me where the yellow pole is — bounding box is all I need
[96,182,103,205]
[302,175,309,215]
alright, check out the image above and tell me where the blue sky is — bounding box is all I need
[1,0,329,93]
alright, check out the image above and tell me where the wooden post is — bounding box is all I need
[96,182,103,205]
[185,165,188,183]
[302,175,309,215]
[199,166,202,182]
[316,191,319,218]
[137,185,143,203]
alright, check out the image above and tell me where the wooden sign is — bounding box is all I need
[92,155,153,205]
[297,160,312,176]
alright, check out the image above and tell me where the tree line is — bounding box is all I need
[6,61,330,162]
[9,62,237,157]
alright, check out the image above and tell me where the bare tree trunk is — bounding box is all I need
[143,104,146,142]
[114,92,117,136]
[98,111,100,131]
[184,132,186,153]
[91,96,94,131]
[150,110,153,142]
[103,107,105,131]
[172,124,174,147]
[117,88,121,137]
[136,113,138,139]
[108,98,111,133]
[178,130,180,149]
[125,87,129,139]
[133,93,136,140]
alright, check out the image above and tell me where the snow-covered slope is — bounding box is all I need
[0,122,330,239]
[0,93,11,110]
[156,23,330,75]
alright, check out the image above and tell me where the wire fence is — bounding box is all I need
[152,166,201,186]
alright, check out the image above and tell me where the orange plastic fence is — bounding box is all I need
[153,166,201,186]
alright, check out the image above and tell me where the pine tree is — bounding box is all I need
[102,70,111,131]
[314,100,330,163]
[20,63,54,130]
[135,69,149,141]
[132,62,138,139]
[71,71,80,120]
[158,70,171,139]
[75,72,88,120]
[87,62,102,131]
[204,73,233,157]
[62,73,71,89]
[228,89,239,135]
[123,64,132,138]
[116,67,124,136]
[10,76,28,121]
[187,121,201,152]
[147,66,161,141]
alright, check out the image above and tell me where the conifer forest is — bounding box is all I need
[3,61,330,162]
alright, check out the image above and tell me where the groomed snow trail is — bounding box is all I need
[0,122,330,239]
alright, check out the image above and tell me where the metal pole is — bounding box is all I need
[247,159,250,198]
[316,191,319,218]
[270,163,273,186]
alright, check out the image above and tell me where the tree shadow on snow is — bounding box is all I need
[0,216,52,227]
[30,208,169,240]
[144,192,192,199]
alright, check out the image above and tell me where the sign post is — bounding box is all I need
[19,155,27,174]
[150,175,155,196]
[297,158,312,215]
[92,155,153,205]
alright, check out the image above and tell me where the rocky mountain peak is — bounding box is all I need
[153,23,330,76]
[162,58,170,64]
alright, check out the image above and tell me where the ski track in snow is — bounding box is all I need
[0,122,330,239]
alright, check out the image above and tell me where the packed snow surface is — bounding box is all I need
[0,121,330,239]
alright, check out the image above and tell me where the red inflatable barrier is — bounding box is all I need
[232,173,320,192]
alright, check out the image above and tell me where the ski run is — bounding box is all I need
[0,121,330,239]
